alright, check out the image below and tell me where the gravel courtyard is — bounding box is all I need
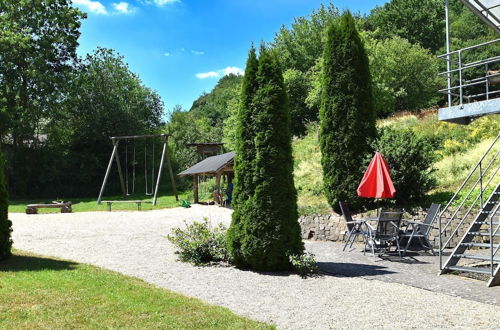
[10,205,500,329]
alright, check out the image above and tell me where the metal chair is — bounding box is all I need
[365,209,404,257]
[400,203,440,256]
[339,201,369,251]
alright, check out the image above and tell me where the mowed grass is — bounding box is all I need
[0,251,272,329]
[8,192,191,213]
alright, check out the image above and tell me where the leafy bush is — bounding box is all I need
[0,147,12,260]
[167,219,228,265]
[372,127,436,207]
[288,253,319,277]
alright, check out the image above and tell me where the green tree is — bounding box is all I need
[320,13,376,213]
[228,46,303,271]
[0,147,12,260]
[0,0,85,196]
[366,36,441,116]
[366,0,444,53]
[47,48,164,197]
[283,68,315,136]
[226,46,260,266]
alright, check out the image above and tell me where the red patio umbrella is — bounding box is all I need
[357,152,396,199]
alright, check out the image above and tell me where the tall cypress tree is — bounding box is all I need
[228,45,303,271]
[0,147,12,260]
[226,46,259,265]
[320,12,376,213]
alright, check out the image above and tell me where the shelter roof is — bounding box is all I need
[179,151,235,176]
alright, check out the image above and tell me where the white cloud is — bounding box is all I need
[196,66,244,79]
[191,50,205,56]
[154,0,179,7]
[196,71,219,79]
[112,2,135,14]
[223,66,244,76]
[73,0,108,15]
[164,52,172,57]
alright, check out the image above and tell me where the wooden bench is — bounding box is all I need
[26,202,72,214]
[101,200,149,211]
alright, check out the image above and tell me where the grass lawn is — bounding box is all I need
[0,250,272,329]
[8,192,192,213]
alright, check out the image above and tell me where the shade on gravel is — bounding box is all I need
[10,205,500,329]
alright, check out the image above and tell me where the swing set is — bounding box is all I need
[97,134,178,207]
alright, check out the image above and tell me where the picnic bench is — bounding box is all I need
[101,200,149,211]
[26,202,72,214]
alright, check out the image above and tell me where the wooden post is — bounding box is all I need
[153,138,167,206]
[97,141,118,204]
[193,175,199,204]
[165,137,178,201]
[114,141,126,197]
[215,172,221,205]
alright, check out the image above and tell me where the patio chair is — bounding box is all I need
[400,203,440,256]
[339,201,369,251]
[365,209,404,257]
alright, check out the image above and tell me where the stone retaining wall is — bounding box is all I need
[298,208,482,249]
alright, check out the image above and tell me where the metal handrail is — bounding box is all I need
[438,38,500,57]
[439,132,500,270]
[438,38,500,107]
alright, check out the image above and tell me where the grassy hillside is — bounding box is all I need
[293,111,500,215]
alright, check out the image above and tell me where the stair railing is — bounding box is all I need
[439,132,500,270]
[488,201,500,276]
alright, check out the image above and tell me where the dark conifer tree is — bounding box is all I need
[0,147,12,260]
[226,46,259,264]
[228,45,303,270]
[320,12,376,213]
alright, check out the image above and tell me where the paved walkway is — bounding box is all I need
[309,242,500,306]
[8,207,500,329]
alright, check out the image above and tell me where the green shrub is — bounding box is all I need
[0,147,12,260]
[288,253,319,277]
[167,219,228,265]
[372,127,436,207]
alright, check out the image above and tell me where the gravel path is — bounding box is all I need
[9,206,500,329]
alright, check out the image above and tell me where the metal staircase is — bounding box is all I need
[438,133,500,286]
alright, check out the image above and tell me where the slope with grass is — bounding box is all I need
[0,250,271,329]
[293,112,500,214]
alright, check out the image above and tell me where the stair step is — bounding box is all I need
[453,254,500,262]
[446,266,493,275]
[460,242,499,248]
[467,232,500,237]
[476,221,500,225]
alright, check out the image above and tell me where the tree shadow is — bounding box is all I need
[0,254,78,272]
[317,262,396,277]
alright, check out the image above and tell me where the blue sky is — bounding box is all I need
[73,0,387,112]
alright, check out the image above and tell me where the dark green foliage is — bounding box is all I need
[0,148,12,260]
[45,48,164,197]
[320,13,376,214]
[227,46,304,271]
[366,0,444,53]
[372,127,436,207]
[0,0,84,197]
[283,69,317,136]
[226,46,259,266]
[167,219,228,265]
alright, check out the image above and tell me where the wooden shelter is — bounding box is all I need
[179,151,234,204]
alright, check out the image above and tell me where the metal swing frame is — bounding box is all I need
[97,134,178,206]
